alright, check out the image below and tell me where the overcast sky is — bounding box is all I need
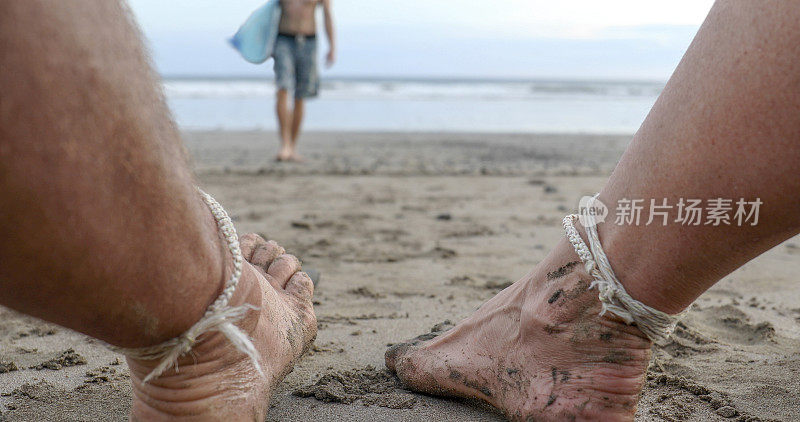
[128,0,715,80]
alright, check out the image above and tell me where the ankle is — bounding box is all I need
[127,266,266,421]
[127,263,263,376]
[590,221,689,315]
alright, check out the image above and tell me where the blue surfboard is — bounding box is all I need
[229,0,282,64]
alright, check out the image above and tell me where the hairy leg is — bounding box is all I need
[388,1,800,420]
[276,89,293,161]
[0,2,315,420]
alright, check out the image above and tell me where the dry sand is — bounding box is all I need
[1,131,799,421]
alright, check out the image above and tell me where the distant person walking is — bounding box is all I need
[274,0,335,162]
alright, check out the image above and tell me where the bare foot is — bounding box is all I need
[276,145,293,162]
[287,153,305,163]
[386,239,652,421]
[128,234,316,421]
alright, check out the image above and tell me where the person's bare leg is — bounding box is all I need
[289,97,305,161]
[276,89,293,161]
[0,2,315,420]
[387,1,800,420]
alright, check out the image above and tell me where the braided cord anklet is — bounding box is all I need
[108,188,262,383]
[562,195,685,345]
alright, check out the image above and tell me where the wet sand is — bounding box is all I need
[1,131,799,421]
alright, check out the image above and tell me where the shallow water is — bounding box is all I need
[164,78,660,134]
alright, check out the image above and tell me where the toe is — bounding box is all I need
[385,342,415,373]
[239,233,266,261]
[385,347,446,397]
[388,346,486,404]
[385,333,439,373]
[386,321,454,372]
[267,254,301,288]
[251,240,285,270]
[285,271,314,301]
[283,272,318,350]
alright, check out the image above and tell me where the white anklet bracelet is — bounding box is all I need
[108,189,262,383]
[562,195,684,345]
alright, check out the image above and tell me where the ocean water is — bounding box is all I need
[163,77,663,134]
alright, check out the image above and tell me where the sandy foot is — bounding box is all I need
[386,239,653,421]
[127,234,317,421]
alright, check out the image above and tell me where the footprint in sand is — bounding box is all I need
[694,305,776,346]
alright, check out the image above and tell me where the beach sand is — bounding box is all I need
[1,131,799,421]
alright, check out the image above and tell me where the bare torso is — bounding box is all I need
[279,0,320,36]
